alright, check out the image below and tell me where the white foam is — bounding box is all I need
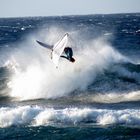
[21,27,25,31]
[6,27,127,100]
[82,90,140,104]
[0,106,41,128]
[0,106,140,128]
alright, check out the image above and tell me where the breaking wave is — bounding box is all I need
[2,27,130,100]
[0,105,140,128]
[0,26,139,104]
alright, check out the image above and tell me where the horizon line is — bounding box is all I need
[0,12,139,19]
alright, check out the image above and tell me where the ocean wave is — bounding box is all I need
[5,29,128,100]
[0,106,140,128]
[0,26,139,102]
[0,59,139,103]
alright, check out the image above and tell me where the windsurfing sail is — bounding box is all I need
[52,33,69,67]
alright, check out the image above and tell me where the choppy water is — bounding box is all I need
[0,13,140,140]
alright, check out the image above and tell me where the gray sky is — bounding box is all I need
[0,0,140,17]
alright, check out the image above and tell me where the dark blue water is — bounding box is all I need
[0,13,140,140]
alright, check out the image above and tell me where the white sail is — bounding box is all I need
[52,33,68,67]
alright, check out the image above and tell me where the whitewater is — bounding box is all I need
[0,13,140,139]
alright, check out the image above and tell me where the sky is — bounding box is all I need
[0,0,140,17]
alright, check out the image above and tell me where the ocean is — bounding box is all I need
[0,13,140,140]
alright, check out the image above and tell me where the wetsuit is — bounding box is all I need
[64,47,73,60]
[61,47,75,62]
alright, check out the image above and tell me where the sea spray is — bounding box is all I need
[6,29,126,100]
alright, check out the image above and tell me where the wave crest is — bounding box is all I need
[6,29,127,100]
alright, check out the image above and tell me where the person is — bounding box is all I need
[61,47,75,63]
[36,33,75,63]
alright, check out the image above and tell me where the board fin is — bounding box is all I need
[36,40,52,50]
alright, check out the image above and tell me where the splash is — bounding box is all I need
[6,27,126,100]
